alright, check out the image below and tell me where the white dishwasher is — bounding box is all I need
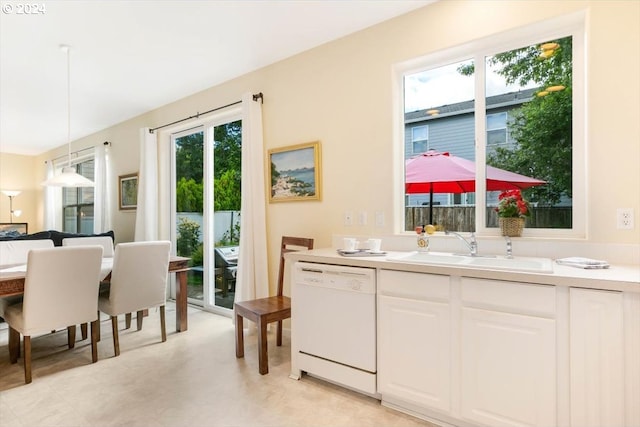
[290,261,378,397]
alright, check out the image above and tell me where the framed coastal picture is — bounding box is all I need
[0,222,28,236]
[118,173,138,210]
[268,141,321,203]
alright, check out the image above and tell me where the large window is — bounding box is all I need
[399,15,584,237]
[62,159,95,233]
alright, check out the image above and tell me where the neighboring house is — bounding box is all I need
[404,87,537,207]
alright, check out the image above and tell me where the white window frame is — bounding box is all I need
[393,12,586,238]
[58,150,96,233]
[486,112,508,148]
[164,106,242,317]
[411,125,429,154]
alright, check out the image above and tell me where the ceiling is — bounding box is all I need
[0,0,434,156]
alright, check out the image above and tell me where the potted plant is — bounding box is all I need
[495,189,531,237]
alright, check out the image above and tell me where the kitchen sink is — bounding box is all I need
[389,251,469,266]
[387,251,554,273]
[464,256,554,273]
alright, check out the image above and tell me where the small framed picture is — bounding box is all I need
[0,222,28,236]
[119,173,138,210]
[268,141,321,203]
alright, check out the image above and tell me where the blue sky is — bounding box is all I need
[272,146,314,171]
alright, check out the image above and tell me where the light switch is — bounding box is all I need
[358,211,367,226]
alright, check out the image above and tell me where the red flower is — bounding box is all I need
[517,200,528,215]
[496,189,531,218]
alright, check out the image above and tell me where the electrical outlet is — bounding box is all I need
[344,211,353,226]
[375,211,385,227]
[358,211,367,226]
[617,208,634,230]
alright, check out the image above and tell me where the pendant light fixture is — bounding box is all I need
[42,45,94,187]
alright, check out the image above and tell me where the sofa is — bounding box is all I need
[0,230,115,246]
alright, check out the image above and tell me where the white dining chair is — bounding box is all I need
[0,239,55,319]
[3,245,104,383]
[98,241,171,356]
[62,236,114,257]
[0,239,55,266]
[62,236,115,339]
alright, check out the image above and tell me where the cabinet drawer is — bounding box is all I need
[461,277,555,318]
[379,270,450,301]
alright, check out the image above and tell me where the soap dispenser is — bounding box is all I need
[416,225,429,252]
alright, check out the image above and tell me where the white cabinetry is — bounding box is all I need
[378,270,451,414]
[460,278,556,427]
[569,288,625,427]
[378,271,557,427]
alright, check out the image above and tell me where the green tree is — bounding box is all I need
[489,37,572,205]
[176,177,203,212]
[175,132,204,183]
[175,121,242,212]
[496,84,572,205]
[270,161,280,187]
[214,120,242,179]
[213,120,242,211]
[214,169,241,211]
[459,37,573,205]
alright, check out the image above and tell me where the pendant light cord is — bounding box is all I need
[41,45,95,187]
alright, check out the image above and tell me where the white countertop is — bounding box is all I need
[286,248,640,293]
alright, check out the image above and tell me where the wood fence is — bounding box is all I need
[406,207,572,232]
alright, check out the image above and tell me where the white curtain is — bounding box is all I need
[93,143,112,233]
[234,93,269,304]
[134,128,159,241]
[43,162,60,230]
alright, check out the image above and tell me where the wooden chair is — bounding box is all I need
[234,236,314,375]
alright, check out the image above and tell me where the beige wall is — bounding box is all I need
[0,153,40,231]
[2,1,638,271]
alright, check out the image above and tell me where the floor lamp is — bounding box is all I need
[1,190,22,223]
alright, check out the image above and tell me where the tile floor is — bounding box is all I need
[0,303,434,427]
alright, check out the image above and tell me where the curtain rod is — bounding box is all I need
[46,141,111,164]
[149,92,264,134]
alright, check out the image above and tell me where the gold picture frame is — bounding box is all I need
[118,173,138,210]
[268,141,321,203]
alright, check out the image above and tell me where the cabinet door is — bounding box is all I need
[570,288,624,427]
[378,295,451,413]
[460,307,556,427]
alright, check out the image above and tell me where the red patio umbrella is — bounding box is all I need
[405,150,546,224]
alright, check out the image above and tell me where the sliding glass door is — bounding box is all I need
[172,114,242,314]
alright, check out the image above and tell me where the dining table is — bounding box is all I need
[0,255,192,332]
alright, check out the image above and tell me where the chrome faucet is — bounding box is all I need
[445,231,478,256]
[504,236,513,259]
